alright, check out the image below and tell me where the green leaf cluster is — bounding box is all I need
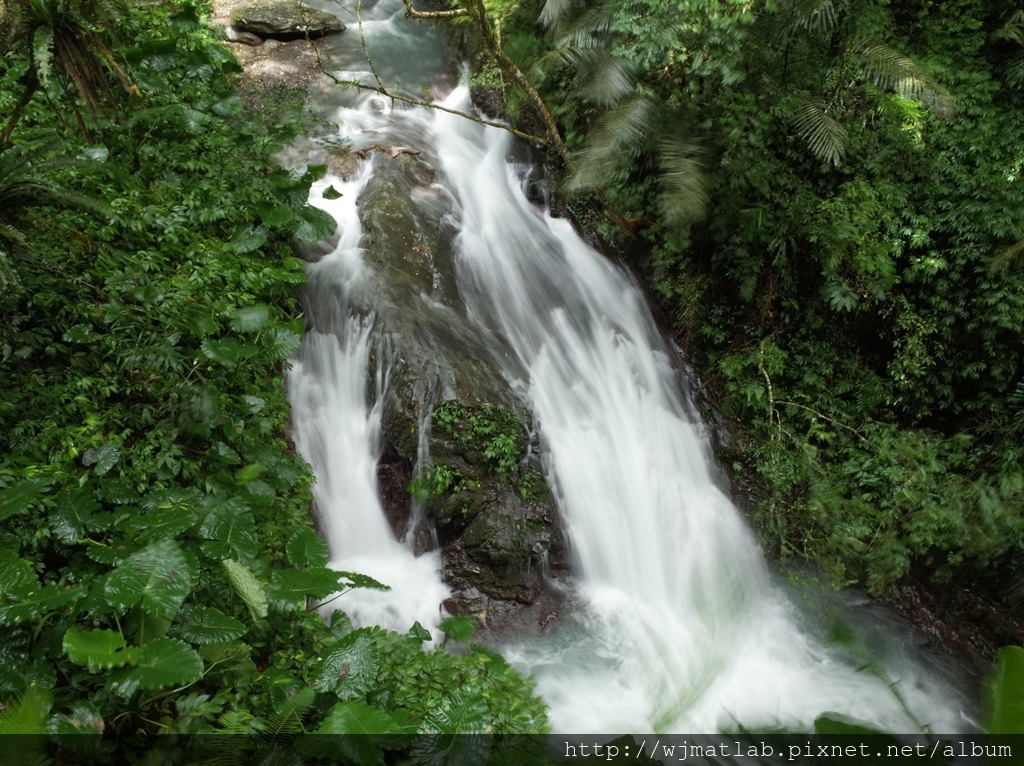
[0,0,548,744]
[497,0,1024,601]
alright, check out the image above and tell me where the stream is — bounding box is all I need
[286,0,967,734]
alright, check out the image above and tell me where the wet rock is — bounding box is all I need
[356,155,566,614]
[232,0,345,41]
[226,26,264,45]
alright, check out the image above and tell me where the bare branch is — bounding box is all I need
[401,0,469,19]
[356,0,386,94]
[311,42,554,147]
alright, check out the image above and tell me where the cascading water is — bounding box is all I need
[430,89,964,733]
[287,158,451,634]
[287,0,965,734]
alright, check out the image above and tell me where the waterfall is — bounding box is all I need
[286,0,965,734]
[287,162,451,635]
[427,87,963,733]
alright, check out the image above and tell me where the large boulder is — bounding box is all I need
[231,0,345,41]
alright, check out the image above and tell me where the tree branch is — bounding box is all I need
[311,42,554,148]
[401,0,469,19]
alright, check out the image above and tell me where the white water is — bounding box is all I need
[287,160,450,635]
[287,0,965,734]
[427,88,964,733]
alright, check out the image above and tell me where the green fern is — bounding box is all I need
[777,0,841,38]
[856,42,955,118]
[657,134,708,224]
[565,93,655,192]
[791,99,848,166]
[265,685,316,737]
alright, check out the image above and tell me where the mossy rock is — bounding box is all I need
[231,0,345,39]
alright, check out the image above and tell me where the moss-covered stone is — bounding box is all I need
[356,156,564,610]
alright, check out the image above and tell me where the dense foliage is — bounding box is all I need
[481,0,1024,603]
[0,0,547,746]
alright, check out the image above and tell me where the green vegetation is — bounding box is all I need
[0,0,547,743]
[409,400,529,507]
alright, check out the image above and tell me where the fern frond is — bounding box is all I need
[778,0,841,38]
[540,0,584,30]
[1004,51,1024,87]
[265,686,316,737]
[792,99,848,166]
[992,10,1024,46]
[538,46,635,106]
[565,94,656,192]
[856,42,955,118]
[658,135,708,224]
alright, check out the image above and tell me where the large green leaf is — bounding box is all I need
[256,202,294,228]
[137,507,196,543]
[140,488,202,513]
[268,568,351,610]
[82,442,121,476]
[231,225,268,254]
[0,548,36,592]
[439,615,477,643]
[222,559,267,620]
[337,572,390,592]
[104,539,192,619]
[317,701,405,735]
[63,627,139,670]
[51,488,102,544]
[0,549,81,626]
[285,528,329,568]
[316,629,379,700]
[201,338,259,367]
[108,638,203,698]
[267,328,301,359]
[46,701,105,734]
[0,480,47,523]
[170,605,247,644]
[293,205,337,243]
[230,304,273,333]
[984,645,1024,734]
[0,583,81,626]
[199,500,258,560]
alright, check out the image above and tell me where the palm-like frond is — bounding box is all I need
[565,93,656,192]
[16,0,138,130]
[539,0,585,30]
[0,142,107,290]
[777,0,842,39]
[856,42,955,118]
[534,45,635,106]
[992,9,1024,46]
[657,134,707,224]
[791,99,847,166]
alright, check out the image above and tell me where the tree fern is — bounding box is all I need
[657,134,708,224]
[992,10,1024,47]
[565,93,655,192]
[777,0,841,39]
[992,10,1024,87]
[856,42,955,118]
[791,99,848,166]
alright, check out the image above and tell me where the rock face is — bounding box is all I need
[355,154,567,624]
[231,0,345,41]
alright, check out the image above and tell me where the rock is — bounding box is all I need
[231,0,345,41]
[353,155,567,614]
[226,25,264,45]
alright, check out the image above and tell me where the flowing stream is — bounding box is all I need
[287,0,965,734]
